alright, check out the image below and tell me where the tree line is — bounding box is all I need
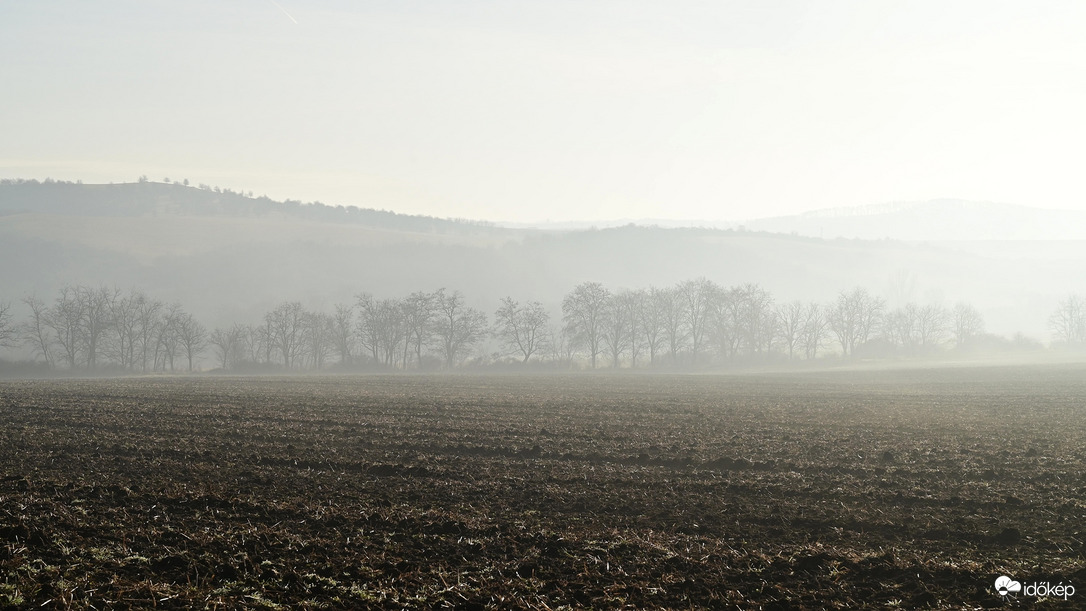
[1,287,206,373]
[558,281,989,368]
[0,279,1078,373]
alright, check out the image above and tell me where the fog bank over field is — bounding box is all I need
[1,180,1084,357]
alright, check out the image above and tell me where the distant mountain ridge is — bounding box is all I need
[497,200,1086,241]
[737,199,1086,241]
[794,199,1021,218]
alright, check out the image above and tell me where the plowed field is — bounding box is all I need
[2,366,1084,609]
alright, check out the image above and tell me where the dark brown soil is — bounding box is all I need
[1,366,1085,609]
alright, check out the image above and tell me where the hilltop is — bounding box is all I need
[0,178,499,235]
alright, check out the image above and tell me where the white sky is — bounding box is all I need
[3,1,1086,223]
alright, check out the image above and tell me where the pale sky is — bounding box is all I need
[3,1,1086,223]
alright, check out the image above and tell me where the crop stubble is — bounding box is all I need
[1,366,1085,609]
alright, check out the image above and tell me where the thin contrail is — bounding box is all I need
[269,0,298,24]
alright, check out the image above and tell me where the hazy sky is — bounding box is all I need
[3,1,1086,223]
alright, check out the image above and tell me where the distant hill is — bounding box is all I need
[737,199,1086,241]
[1,181,1084,341]
[0,178,500,236]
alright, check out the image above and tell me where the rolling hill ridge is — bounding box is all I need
[0,180,1082,340]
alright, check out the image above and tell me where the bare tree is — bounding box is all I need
[855,290,886,351]
[304,311,334,370]
[801,302,830,360]
[712,286,743,360]
[108,293,136,369]
[734,283,774,356]
[829,287,884,357]
[1049,295,1086,345]
[237,323,266,366]
[548,324,576,369]
[259,320,275,365]
[76,285,117,370]
[432,289,487,368]
[657,285,687,362]
[108,290,147,370]
[355,294,382,364]
[176,311,207,372]
[952,302,985,348]
[562,282,610,368]
[356,294,405,368]
[46,286,84,369]
[209,325,243,370]
[20,296,53,366]
[134,293,163,372]
[914,303,949,348]
[883,304,917,350]
[376,301,405,368]
[776,300,804,360]
[400,291,435,369]
[266,301,306,368]
[493,297,550,363]
[331,303,355,366]
[154,303,184,371]
[677,278,718,363]
[637,287,665,366]
[614,290,644,368]
[600,294,631,368]
[0,302,13,349]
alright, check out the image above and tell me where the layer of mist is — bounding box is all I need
[3,179,1086,373]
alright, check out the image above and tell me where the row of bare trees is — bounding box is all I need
[204,290,495,371]
[7,286,206,372]
[561,280,820,367]
[0,286,541,372]
[4,278,1057,372]
[559,281,991,368]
